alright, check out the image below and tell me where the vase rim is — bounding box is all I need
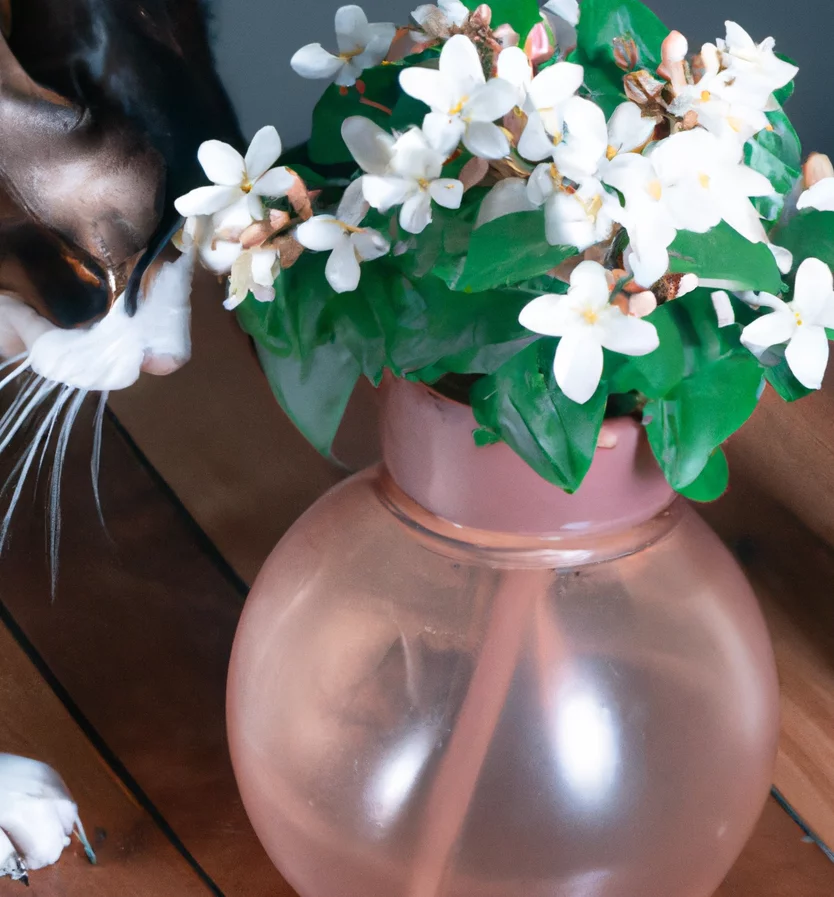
[381,376,676,538]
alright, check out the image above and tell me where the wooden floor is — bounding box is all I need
[0,278,832,894]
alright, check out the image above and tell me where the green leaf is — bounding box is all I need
[668,222,783,294]
[744,109,802,221]
[458,211,577,292]
[462,0,541,41]
[471,340,607,492]
[678,448,730,502]
[772,210,834,269]
[308,67,400,165]
[571,0,669,113]
[608,302,685,398]
[765,356,815,402]
[253,340,360,457]
[645,353,763,490]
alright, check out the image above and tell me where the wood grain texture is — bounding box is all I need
[702,478,834,852]
[0,405,292,897]
[0,619,212,896]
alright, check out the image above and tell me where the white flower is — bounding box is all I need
[604,129,774,286]
[399,34,518,159]
[360,128,463,234]
[516,62,585,162]
[411,0,469,39]
[740,258,834,389]
[476,177,538,228]
[519,260,660,404]
[0,754,94,881]
[294,190,389,293]
[717,21,798,108]
[177,215,244,275]
[797,178,834,213]
[496,46,533,107]
[174,126,294,230]
[606,102,657,159]
[527,164,616,251]
[225,248,281,310]
[668,44,769,144]
[290,5,395,88]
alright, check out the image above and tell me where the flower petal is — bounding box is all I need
[554,330,604,404]
[519,293,577,337]
[544,192,596,250]
[740,309,795,351]
[463,78,518,123]
[529,62,584,111]
[290,43,344,80]
[335,5,370,54]
[598,310,659,356]
[295,216,345,251]
[326,235,362,293]
[252,166,295,197]
[793,257,834,323]
[174,184,242,217]
[251,249,279,287]
[354,23,397,69]
[463,121,509,160]
[400,191,433,233]
[497,47,532,103]
[422,112,466,157]
[337,178,370,227]
[569,259,611,305]
[245,126,283,180]
[440,34,485,96]
[785,325,829,390]
[608,101,655,154]
[429,178,463,210]
[400,68,453,113]
[476,178,538,227]
[197,141,245,186]
[362,175,415,212]
[352,228,389,261]
[341,116,396,174]
[797,178,834,212]
[517,113,556,162]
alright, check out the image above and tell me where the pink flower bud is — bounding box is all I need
[659,30,689,92]
[628,291,658,318]
[524,22,555,67]
[493,24,520,49]
[804,152,834,188]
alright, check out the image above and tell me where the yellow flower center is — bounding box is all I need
[647,179,663,201]
[700,90,712,102]
[552,132,563,147]
[698,172,711,189]
[449,96,468,115]
[339,46,364,61]
[795,311,804,326]
[582,308,600,325]
[241,180,253,194]
[584,194,603,221]
[606,145,618,161]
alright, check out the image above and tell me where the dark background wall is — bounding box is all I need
[212,0,832,154]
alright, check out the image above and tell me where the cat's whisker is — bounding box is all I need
[48,388,88,594]
[0,379,58,458]
[90,391,109,532]
[0,386,73,558]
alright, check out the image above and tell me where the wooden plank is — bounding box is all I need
[718,800,834,895]
[701,478,834,851]
[0,404,292,897]
[0,617,213,896]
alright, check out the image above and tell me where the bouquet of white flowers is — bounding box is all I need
[176,0,834,501]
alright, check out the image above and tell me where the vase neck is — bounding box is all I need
[380,377,674,538]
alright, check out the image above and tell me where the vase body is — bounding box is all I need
[227,379,780,897]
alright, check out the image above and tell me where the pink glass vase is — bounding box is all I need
[227,377,780,897]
